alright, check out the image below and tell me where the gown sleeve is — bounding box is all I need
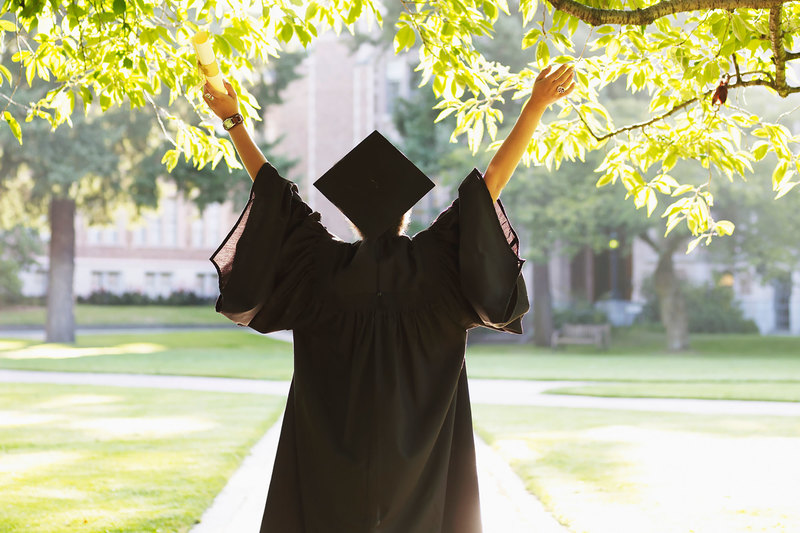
[210,162,328,333]
[427,168,529,333]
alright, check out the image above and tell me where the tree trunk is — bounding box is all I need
[46,197,76,343]
[653,238,689,351]
[532,260,554,347]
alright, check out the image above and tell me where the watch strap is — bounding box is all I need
[222,113,244,131]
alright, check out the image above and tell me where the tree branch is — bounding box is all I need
[769,4,790,97]
[576,75,800,142]
[546,0,783,27]
[638,230,660,253]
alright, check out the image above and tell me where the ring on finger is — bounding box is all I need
[557,86,566,94]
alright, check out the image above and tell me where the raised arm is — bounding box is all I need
[203,80,266,182]
[483,64,576,202]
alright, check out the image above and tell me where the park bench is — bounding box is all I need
[551,323,611,350]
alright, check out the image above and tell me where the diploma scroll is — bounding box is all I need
[192,30,226,93]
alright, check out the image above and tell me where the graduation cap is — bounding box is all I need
[314,131,434,239]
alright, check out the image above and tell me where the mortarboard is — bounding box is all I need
[314,130,434,239]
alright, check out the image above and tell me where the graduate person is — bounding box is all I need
[203,63,575,533]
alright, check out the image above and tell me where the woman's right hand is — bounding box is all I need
[203,79,239,120]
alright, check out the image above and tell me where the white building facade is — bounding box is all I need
[17,32,800,335]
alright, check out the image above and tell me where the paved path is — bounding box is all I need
[3,370,799,416]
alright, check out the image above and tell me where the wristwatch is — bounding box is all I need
[222,113,244,131]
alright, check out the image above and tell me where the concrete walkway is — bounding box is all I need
[3,370,799,416]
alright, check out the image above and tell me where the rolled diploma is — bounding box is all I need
[192,30,226,93]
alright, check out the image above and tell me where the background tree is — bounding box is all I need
[0,53,302,343]
[0,96,145,342]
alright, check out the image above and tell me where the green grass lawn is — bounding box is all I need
[2,329,800,400]
[545,382,800,402]
[0,382,285,533]
[0,331,294,380]
[472,404,800,533]
[0,305,227,327]
[466,330,800,384]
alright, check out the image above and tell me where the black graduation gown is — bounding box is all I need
[211,163,528,533]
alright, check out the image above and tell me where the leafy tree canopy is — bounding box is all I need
[2,0,800,249]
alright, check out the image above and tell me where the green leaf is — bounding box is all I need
[535,41,550,66]
[113,0,126,16]
[3,111,22,144]
[715,220,735,236]
[0,19,17,31]
[646,187,658,217]
[161,149,179,172]
[595,173,614,187]
[663,150,677,171]
[279,23,294,43]
[772,161,789,189]
[664,216,682,236]
[686,236,703,254]
[776,180,799,199]
[753,143,770,161]
[483,0,498,20]
[522,28,541,50]
[435,107,456,123]
[394,24,415,53]
[0,64,11,85]
[671,184,694,196]
[606,38,620,60]
[25,59,36,87]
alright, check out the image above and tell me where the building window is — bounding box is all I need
[191,218,204,248]
[195,272,218,296]
[189,203,221,249]
[90,271,123,293]
[102,227,119,245]
[204,203,220,248]
[159,272,172,294]
[145,272,156,295]
[91,271,103,292]
[163,198,178,247]
[32,268,48,296]
[87,228,102,245]
[132,226,146,247]
[145,272,173,297]
[147,216,163,247]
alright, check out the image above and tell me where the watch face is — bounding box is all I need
[223,115,241,130]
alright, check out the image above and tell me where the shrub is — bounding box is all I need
[684,284,760,334]
[638,277,759,334]
[0,226,43,305]
[553,300,609,329]
[77,290,215,306]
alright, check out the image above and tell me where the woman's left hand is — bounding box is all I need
[530,64,576,107]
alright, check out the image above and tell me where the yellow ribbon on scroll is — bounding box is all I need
[192,30,226,93]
